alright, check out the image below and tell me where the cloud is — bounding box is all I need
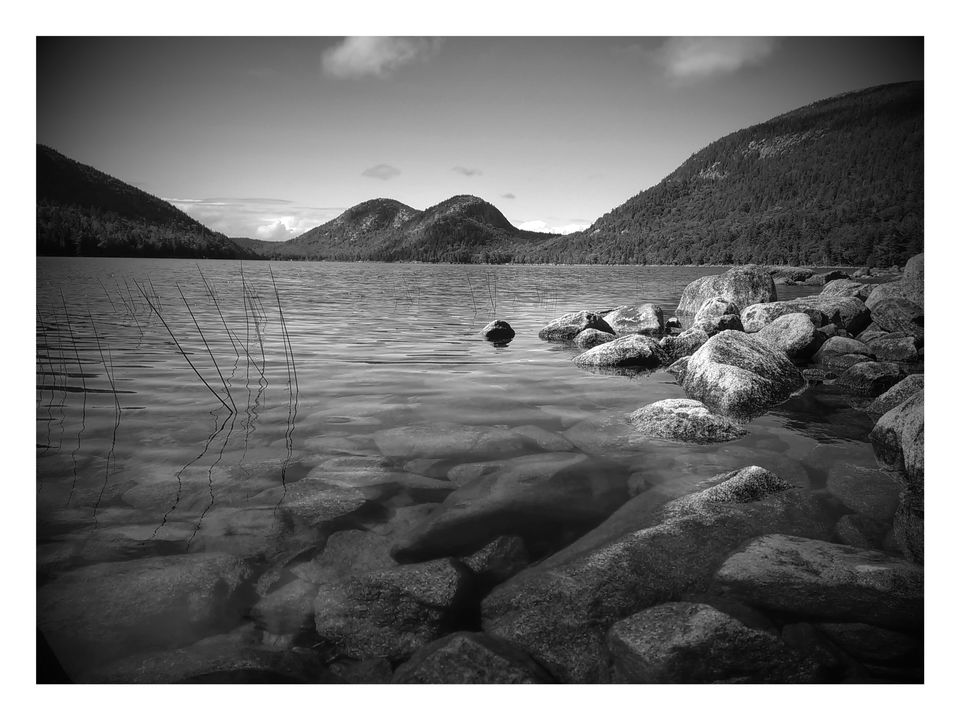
[452,166,482,177]
[657,37,777,80]
[167,197,343,240]
[518,220,589,235]
[362,163,401,180]
[255,216,318,241]
[500,193,516,200]
[322,37,442,78]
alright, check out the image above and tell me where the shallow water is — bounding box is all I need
[35,257,897,681]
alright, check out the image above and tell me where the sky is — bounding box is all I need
[36,36,923,241]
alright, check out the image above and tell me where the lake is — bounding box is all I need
[35,257,902,682]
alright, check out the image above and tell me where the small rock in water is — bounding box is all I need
[394,632,553,684]
[374,422,529,460]
[833,514,889,550]
[481,319,515,342]
[825,462,902,521]
[573,328,616,349]
[572,334,665,368]
[602,303,664,335]
[628,398,746,443]
[836,361,904,396]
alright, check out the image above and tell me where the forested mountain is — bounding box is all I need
[36,145,257,258]
[514,81,923,266]
[257,195,558,263]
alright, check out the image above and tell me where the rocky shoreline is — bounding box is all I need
[38,257,924,684]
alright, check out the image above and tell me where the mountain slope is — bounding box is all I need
[261,194,557,262]
[36,145,258,258]
[515,81,923,266]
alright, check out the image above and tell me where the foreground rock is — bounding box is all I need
[602,304,664,336]
[482,466,827,682]
[573,328,616,349]
[658,328,708,364]
[480,320,515,342]
[714,535,923,629]
[820,278,873,301]
[754,312,824,359]
[866,374,923,417]
[572,334,665,368]
[628,399,746,443]
[38,553,254,675]
[682,331,805,419]
[692,297,742,335]
[741,296,870,335]
[607,602,822,683]
[825,463,901,521]
[870,298,924,340]
[741,301,827,332]
[313,559,474,662]
[393,632,553,683]
[836,361,903,396]
[392,452,629,562]
[538,311,614,341]
[677,265,776,317]
[867,334,919,363]
[374,423,529,460]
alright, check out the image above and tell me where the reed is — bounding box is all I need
[177,282,237,414]
[197,264,240,360]
[60,290,87,506]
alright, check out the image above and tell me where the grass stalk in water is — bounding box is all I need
[177,282,237,414]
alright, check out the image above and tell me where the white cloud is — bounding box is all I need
[519,220,589,235]
[322,37,442,78]
[658,37,776,80]
[361,163,401,180]
[452,166,482,177]
[255,215,319,241]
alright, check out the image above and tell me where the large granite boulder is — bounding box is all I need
[391,452,630,562]
[628,399,746,443]
[741,301,827,332]
[770,266,814,283]
[538,311,614,341]
[607,602,823,683]
[572,334,665,368]
[681,331,805,419]
[481,466,828,682]
[692,297,742,336]
[870,298,923,340]
[658,328,708,364]
[573,328,616,349]
[821,279,873,301]
[836,361,904,396]
[812,335,872,362]
[677,265,776,318]
[313,559,475,662]
[714,534,923,630]
[901,252,924,304]
[867,334,919,363]
[38,553,254,675]
[870,391,924,489]
[393,632,553,683]
[866,374,923,418]
[795,295,872,335]
[804,270,849,286]
[754,312,824,359]
[602,304,664,336]
[815,622,921,666]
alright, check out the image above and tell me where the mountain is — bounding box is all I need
[514,81,923,266]
[257,195,558,263]
[36,145,258,259]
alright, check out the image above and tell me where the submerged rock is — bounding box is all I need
[573,328,616,349]
[602,303,664,336]
[677,265,776,318]
[815,622,921,666]
[754,312,824,359]
[714,534,923,629]
[681,331,805,419]
[628,398,746,443]
[461,535,531,589]
[826,463,901,521]
[833,514,889,550]
[393,632,553,684]
[538,311,614,341]
[480,320,515,342]
[572,334,665,368]
[373,423,529,460]
[607,602,823,683]
[836,361,904,396]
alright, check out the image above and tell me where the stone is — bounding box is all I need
[693,296,740,329]
[792,295,871,335]
[866,375,923,417]
[461,535,531,589]
[313,559,475,662]
[714,534,923,629]
[391,452,629,562]
[538,311,614,341]
[602,303,664,335]
[818,353,873,371]
[572,334,665,368]
[870,391,924,489]
[812,335,872,361]
[804,270,849,285]
[681,331,805,419]
[826,463,901,520]
[573,328,616,349]
[834,514,888,550]
[665,316,682,330]
[867,335,919,363]
[741,301,827,332]
[247,481,368,528]
[894,489,924,565]
[393,632,553,683]
[837,361,904,396]
[607,602,822,683]
[770,266,814,283]
[480,320,515,342]
[694,313,743,336]
[628,398,746,443]
[666,356,689,383]
[754,312,824,359]
[658,328,708,364]
[250,578,319,637]
[373,423,528,460]
[821,279,873,301]
[509,424,575,452]
[870,298,924,340]
[901,253,924,305]
[865,281,910,310]
[481,466,827,682]
[815,622,921,665]
[38,553,254,675]
[677,265,776,318]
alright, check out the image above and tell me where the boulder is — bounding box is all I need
[373,423,528,460]
[572,334,665,368]
[754,312,824,359]
[538,311,614,341]
[658,328,708,364]
[602,304,664,336]
[692,297,741,334]
[821,279,872,300]
[391,452,630,562]
[804,270,849,285]
[666,356,690,383]
[818,353,873,371]
[714,534,923,630]
[681,331,805,419]
[677,265,776,318]
[867,335,919,363]
[825,463,902,521]
[837,361,904,396]
[815,622,921,665]
[393,632,553,683]
[607,602,822,683]
[901,253,924,305]
[38,553,254,675]
[481,466,828,682]
[628,398,746,443]
[812,335,872,361]
[794,295,871,335]
[312,559,475,662]
[573,328,616,349]
[894,488,924,565]
[251,578,320,637]
[509,424,576,452]
[856,324,888,344]
[870,391,924,489]
[741,301,827,332]
[694,313,743,336]
[870,298,923,340]
[833,514,888,550]
[865,281,909,310]
[480,320,515,342]
[770,266,814,283]
[665,316,682,330]
[461,535,531,590]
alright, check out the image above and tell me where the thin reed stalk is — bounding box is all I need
[177,283,237,413]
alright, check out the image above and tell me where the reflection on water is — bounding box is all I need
[36,258,903,681]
